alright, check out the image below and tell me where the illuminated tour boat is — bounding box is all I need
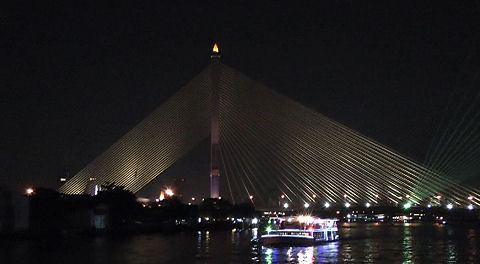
[261,216,339,246]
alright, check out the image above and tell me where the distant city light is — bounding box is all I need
[436,195,442,199]
[324,202,330,208]
[165,189,174,197]
[467,204,474,210]
[252,218,258,224]
[427,204,432,208]
[312,194,316,199]
[345,202,350,208]
[219,196,222,200]
[191,197,196,201]
[249,195,254,200]
[365,202,371,208]
[304,203,309,208]
[60,178,66,182]
[468,196,473,200]
[25,188,34,196]
[281,195,285,199]
[283,202,289,209]
[403,202,412,210]
[446,204,453,210]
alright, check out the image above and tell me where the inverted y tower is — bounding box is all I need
[210,43,221,198]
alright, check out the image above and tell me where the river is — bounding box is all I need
[1,223,478,263]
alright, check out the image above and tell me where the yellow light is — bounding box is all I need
[212,43,219,53]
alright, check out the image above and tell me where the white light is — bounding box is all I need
[25,188,34,195]
[283,202,289,209]
[446,204,453,210]
[324,202,330,208]
[249,195,253,199]
[468,196,473,200]
[281,195,285,199]
[252,218,258,224]
[365,203,371,208]
[60,178,66,182]
[312,194,316,199]
[165,189,174,196]
[191,197,196,201]
[347,214,351,218]
[304,203,309,208]
[468,204,474,210]
[198,218,201,223]
[345,202,351,208]
[427,204,432,208]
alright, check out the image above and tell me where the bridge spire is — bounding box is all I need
[210,43,221,198]
[211,43,221,62]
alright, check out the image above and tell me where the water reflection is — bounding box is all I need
[402,224,412,263]
[262,242,339,263]
[195,230,211,259]
[2,224,478,263]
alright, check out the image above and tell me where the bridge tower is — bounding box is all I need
[210,43,221,198]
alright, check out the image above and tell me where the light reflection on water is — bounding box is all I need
[259,223,478,263]
[1,223,478,263]
[262,242,339,264]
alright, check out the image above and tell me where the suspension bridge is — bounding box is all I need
[59,45,479,209]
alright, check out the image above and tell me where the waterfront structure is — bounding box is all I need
[58,45,479,208]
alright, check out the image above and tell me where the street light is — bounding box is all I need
[345,202,351,208]
[446,203,453,210]
[365,202,371,208]
[283,202,289,209]
[324,202,330,208]
[304,203,309,208]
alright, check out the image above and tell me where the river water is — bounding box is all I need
[1,223,478,263]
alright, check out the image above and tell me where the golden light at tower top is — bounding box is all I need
[212,43,219,53]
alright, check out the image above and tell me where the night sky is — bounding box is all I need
[3,2,479,196]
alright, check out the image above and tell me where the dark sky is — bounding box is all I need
[3,1,479,195]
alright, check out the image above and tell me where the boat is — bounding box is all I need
[260,215,339,246]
